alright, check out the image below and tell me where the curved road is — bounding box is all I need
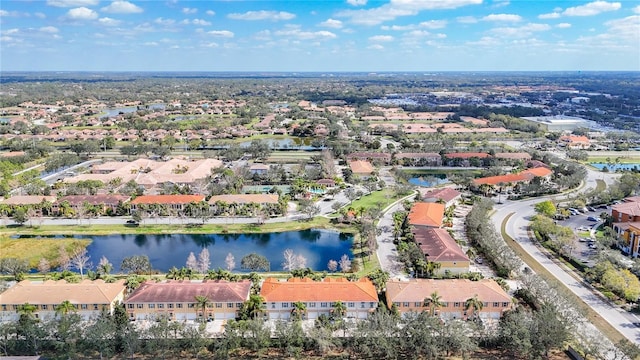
[492,167,640,344]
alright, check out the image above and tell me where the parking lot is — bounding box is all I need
[557,207,608,267]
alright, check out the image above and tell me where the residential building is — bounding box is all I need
[421,188,461,207]
[394,153,442,166]
[260,277,378,320]
[471,167,553,188]
[611,201,640,223]
[408,202,445,228]
[413,227,470,274]
[346,152,391,164]
[559,135,590,149]
[249,163,270,175]
[129,194,206,214]
[494,152,532,161]
[124,280,252,321]
[385,279,513,320]
[612,222,640,257]
[349,160,374,179]
[55,194,129,214]
[0,279,126,322]
[1,195,56,206]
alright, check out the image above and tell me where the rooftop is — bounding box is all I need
[386,279,511,304]
[125,280,252,303]
[0,279,126,305]
[260,277,378,303]
[413,227,469,263]
[408,202,445,227]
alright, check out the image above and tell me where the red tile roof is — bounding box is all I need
[125,280,251,303]
[386,279,511,305]
[260,277,378,303]
[408,202,445,227]
[130,194,205,205]
[208,194,279,204]
[472,167,553,186]
[349,160,374,175]
[422,188,461,203]
[612,202,640,217]
[413,227,470,263]
[57,194,129,206]
[444,152,491,159]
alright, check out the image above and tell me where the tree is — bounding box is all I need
[534,200,556,218]
[331,301,347,319]
[12,207,28,226]
[97,256,112,277]
[327,259,338,272]
[56,300,77,318]
[367,269,390,294]
[241,253,270,272]
[464,295,483,320]
[194,295,211,323]
[424,291,444,316]
[300,202,321,220]
[225,252,236,271]
[338,254,351,273]
[0,258,29,281]
[241,294,266,320]
[197,248,210,274]
[120,255,152,274]
[37,258,51,274]
[186,252,198,271]
[70,248,91,278]
[291,301,307,321]
[282,249,307,271]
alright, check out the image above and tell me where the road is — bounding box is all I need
[491,168,640,345]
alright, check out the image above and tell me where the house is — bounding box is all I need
[611,201,640,223]
[349,160,374,179]
[471,167,553,189]
[1,195,57,207]
[129,194,206,214]
[259,277,378,320]
[612,222,640,257]
[208,194,279,206]
[316,179,336,188]
[346,152,392,164]
[413,227,470,275]
[444,153,491,167]
[124,280,252,321]
[385,279,513,320]
[494,152,532,162]
[559,135,590,149]
[55,194,129,214]
[408,202,445,228]
[0,279,126,322]
[421,188,461,207]
[249,163,270,175]
[395,153,442,167]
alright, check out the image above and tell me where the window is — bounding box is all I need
[271,302,276,309]
[158,304,164,309]
[1,305,6,311]
[188,303,195,308]
[453,302,460,307]
[415,302,422,308]
[81,304,88,310]
[360,302,365,309]
[227,303,234,308]
[236,303,243,308]
[502,302,509,307]
[348,302,355,308]
[177,303,183,309]
[442,302,448,307]
[282,303,289,308]
[402,302,409,307]
[483,302,489,308]
[215,303,222,308]
[137,304,144,309]
[41,305,48,310]
[168,304,174,309]
[493,302,499,307]
[369,302,375,308]
[320,302,328,308]
[127,304,134,309]
[93,304,99,310]
[393,302,400,308]
[309,302,316,308]
[149,304,155,309]
[291,302,296,307]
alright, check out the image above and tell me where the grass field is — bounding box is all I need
[500,213,627,346]
[587,155,640,164]
[348,189,406,211]
[0,237,91,268]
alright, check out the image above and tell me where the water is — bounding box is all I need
[591,163,640,171]
[21,230,353,273]
[408,174,450,187]
[102,103,165,118]
[239,138,320,150]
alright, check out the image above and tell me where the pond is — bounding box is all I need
[239,138,321,150]
[101,103,165,118]
[21,230,353,273]
[408,173,450,187]
[591,163,640,171]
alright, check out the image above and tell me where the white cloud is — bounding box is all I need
[367,44,384,50]
[347,0,367,5]
[467,36,501,46]
[182,8,197,14]
[66,7,99,20]
[3,29,20,35]
[98,17,121,26]
[557,23,571,28]
[633,5,640,14]
[419,20,447,29]
[35,12,47,19]
[143,41,158,46]
[538,12,561,19]
[274,26,336,40]
[604,15,639,40]
[489,22,551,38]
[202,42,219,48]
[0,10,10,17]
[563,1,621,16]
[482,13,522,22]
[192,19,211,26]
[491,0,510,8]
[320,18,343,28]
[456,16,478,23]
[154,18,175,26]
[207,30,234,38]
[39,26,59,33]
[406,30,430,37]
[369,35,394,42]
[206,10,215,16]
[228,10,295,21]
[337,0,482,26]
[101,1,143,14]
[47,0,99,7]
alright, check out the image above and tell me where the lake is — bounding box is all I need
[591,163,640,171]
[27,230,353,273]
[408,174,450,187]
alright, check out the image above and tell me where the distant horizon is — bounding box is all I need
[1,0,638,72]
[3,70,639,74]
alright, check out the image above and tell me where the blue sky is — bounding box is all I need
[1,0,639,71]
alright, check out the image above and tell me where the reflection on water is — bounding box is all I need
[18,230,353,272]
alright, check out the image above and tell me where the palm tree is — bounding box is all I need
[166,266,181,280]
[331,301,347,319]
[291,301,307,321]
[17,302,37,319]
[464,295,483,320]
[56,300,76,317]
[194,295,211,323]
[242,294,265,320]
[423,291,444,316]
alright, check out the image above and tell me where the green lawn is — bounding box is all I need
[587,156,640,164]
[348,189,407,211]
[0,237,91,268]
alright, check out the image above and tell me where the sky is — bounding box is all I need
[1,0,639,72]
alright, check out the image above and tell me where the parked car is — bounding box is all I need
[588,243,598,249]
[587,206,596,212]
[587,216,601,222]
[579,238,589,242]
